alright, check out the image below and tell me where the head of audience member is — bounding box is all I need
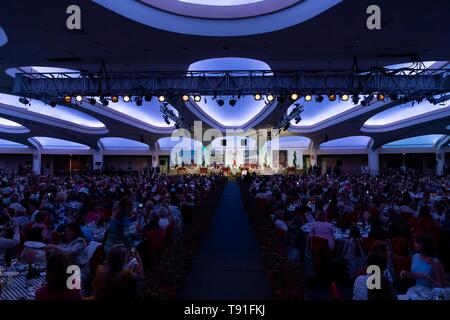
[45,252,72,292]
[413,233,435,258]
[64,223,83,243]
[350,225,362,239]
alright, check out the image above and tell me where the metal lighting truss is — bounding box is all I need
[13,67,450,97]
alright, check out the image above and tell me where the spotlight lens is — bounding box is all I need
[111,96,119,103]
[158,95,166,102]
[377,94,385,101]
[194,95,201,102]
[254,94,262,101]
[341,94,349,101]
[75,95,83,102]
[291,93,299,101]
[328,94,336,101]
[267,94,274,102]
[123,95,131,102]
[64,96,72,103]
[305,95,312,102]
[182,95,189,102]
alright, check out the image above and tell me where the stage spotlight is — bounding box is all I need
[254,93,262,101]
[352,95,360,105]
[416,96,424,103]
[75,95,83,102]
[19,97,30,105]
[158,95,166,103]
[217,99,225,107]
[100,97,109,107]
[89,98,96,105]
[294,116,302,124]
[315,95,324,103]
[164,117,170,125]
[304,94,313,102]
[182,95,190,102]
[328,94,337,102]
[123,95,131,103]
[341,94,349,101]
[64,95,72,103]
[194,95,202,103]
[377,93,385,101]
[144,95,152,102]
[111,96,119,103]
[49,100,57,108]
[267,94,275,102]
[291,93,299,101]
[229,99,236,107]
[135,97,143,106]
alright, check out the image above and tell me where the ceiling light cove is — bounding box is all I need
[187,58,271,129]
[94,0,342,36]
[179,0,263,6]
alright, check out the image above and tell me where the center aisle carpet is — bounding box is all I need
[178,181,271,299]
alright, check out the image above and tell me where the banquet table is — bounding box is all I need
[0,265,46,300]
[397,286,450,300]
[300,222,370,241]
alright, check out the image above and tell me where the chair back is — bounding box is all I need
[146,229,166,255]
[330,281,344,300]
[389,237,408,256]
[392,256,412,278]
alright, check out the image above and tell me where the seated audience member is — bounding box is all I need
[413,206,437,237]
[342,226,364,277]
[92,244,144,300]
[20,227,47,264]
[368,240,394,283]
[29,200,40,222]
[35,252,82,300]
[288,215,304,250]
[0,215,20,263]
[369,218,389,240]
[104,196,133,254]
[353,253,397,300]
[388,210,411,239]
[12,205,30,227]
[296,198,312,215]
[31,211,51,242]
[47,223,86,266]
[158,207,171,231]
[274,210,288,233]
[310,210,335,251]
[400,234,448,288]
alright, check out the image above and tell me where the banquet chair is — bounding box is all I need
[388,237,408,256]
[164,223,175,246]
[308,236,331,279]
[330,281,345,300]
[392,255,412,279]
[146,229,166,256]
[362,237,377,255]
[275,228,288,243]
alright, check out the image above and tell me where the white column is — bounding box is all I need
[92,148,103,172]
[436,150,445,176]
[151,149,159,168]
[32,152,41,175]
[368,147,379,176]
[309,142,319,167]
